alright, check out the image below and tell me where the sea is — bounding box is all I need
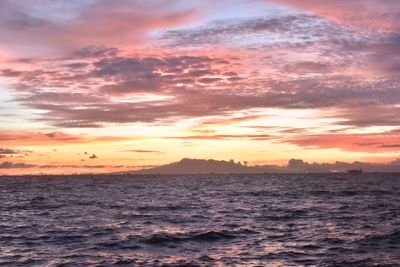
[0,173,399,266]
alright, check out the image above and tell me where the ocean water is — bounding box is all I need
[0,174,399,267]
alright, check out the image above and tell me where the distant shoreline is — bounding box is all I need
[1,172,399,177]
[2,158,399,176]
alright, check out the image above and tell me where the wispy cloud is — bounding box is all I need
[0,161,35,169]
[285,129,400,153]
[123,150,163,153]
[0,130,129,146]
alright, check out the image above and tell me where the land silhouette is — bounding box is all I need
[126,158,400,174]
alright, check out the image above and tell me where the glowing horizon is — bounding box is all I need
[0,0,399,175]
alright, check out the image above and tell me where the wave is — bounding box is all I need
[143,229,256,245]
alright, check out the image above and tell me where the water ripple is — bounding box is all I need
[0,173,399,266]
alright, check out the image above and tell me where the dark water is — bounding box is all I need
[0,174,399,266]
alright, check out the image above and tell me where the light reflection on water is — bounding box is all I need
[0,173,399,266]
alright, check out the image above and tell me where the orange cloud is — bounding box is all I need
[0,130,129,146]
[168,134,272,141]
[286,130,400,153]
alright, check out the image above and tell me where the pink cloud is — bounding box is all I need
[0,0,198,56]
[269,0,400,31]
[0,1,398,150]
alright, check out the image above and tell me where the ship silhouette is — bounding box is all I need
[347,169,363,174]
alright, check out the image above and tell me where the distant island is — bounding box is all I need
[119,158,400,175]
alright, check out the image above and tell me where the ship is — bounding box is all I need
[347,169,363,174]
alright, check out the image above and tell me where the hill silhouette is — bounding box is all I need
[132,158,264,174]
[126,158,400,174]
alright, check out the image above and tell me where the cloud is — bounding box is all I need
[0,130,129,146]
[333,106,400,128]
[0,148,33,159]
[39,164,113,169]
[161,14,321,47]
[167,134,272,141]
[285,129,400,153]
[4,52,247,127]
[123,150,163,153]
[283,61,335,74]
[69,46,119,59]
[1,4,397,132]
[0,0,398,159]
[0,148,17,154]
[16,92,108,105]
[8,73,400,129]
[0,161,35,169]
[268,0,400,31]
[91,55,230,93]
[98,79,162,95]
[0,0,198,55]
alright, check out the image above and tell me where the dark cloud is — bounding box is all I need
[54,121,103,128]
[0,148,17,154]
[91,55,227,86]
[69,46,119,59]
[123,150,163,153]
[1,69,24,77]
[0,148,33,159]
[98,79,162,95]
[381,144,400,148]
[0,161,35,169]
[161,14,330,47]
[333,106,400,127]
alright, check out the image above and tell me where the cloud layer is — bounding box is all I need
[0,0,399,173]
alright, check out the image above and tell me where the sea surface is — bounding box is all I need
[0,173,399,266]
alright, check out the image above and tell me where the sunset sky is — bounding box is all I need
[1,0,399,174]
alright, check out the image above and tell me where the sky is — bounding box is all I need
[0,0,399,174]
